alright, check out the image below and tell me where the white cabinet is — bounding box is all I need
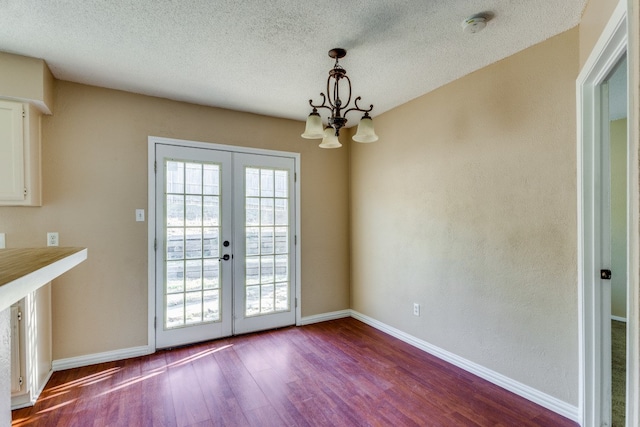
[0,100,41,206]
[10,284,52,409]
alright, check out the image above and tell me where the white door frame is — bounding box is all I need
[147,136,302,351]
[577,1,637,425]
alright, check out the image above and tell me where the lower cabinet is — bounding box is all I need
[10,284,52,409]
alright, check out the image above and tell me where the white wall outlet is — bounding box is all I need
[0,233,5,249]
[135,209,145,222]
[413,303,420,316]
[47,232,59,247]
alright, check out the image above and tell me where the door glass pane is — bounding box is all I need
[203,196,219,226]
[185,163,202,194]
[203,164,218,195]
[261,169,274,197]
[165,159,222,329]
[186,196,203,226]
[166,161,184,193]
[244,167,290,317]
[246,168,260,197]
[203,290,219,321]
[185,228,202,259]
[167,195,184,227]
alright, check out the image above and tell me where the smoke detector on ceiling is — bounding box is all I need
[462,14,488,34]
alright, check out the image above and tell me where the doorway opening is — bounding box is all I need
[605,55,628,427]
[577,2,631,426]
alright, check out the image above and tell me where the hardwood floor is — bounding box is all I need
[12,318,578,426]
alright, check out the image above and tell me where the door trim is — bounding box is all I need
[576,1,631,425]
[147,136,302,351]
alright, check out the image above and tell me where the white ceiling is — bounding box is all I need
[0,0,587,125]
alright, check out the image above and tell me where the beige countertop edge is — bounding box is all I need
[0,248,87,312]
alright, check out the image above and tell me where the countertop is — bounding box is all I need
[0,247,87,312]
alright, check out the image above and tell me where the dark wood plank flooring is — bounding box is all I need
[12,318,578,426]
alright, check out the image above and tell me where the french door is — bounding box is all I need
[154,142,296,348]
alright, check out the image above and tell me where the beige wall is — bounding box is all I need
[0,81,351,359]
[350,29,579,403]
[578,0,620,68]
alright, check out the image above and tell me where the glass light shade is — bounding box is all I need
[301,112,324,139]
[352,115,379,143]
[319,127,342,149]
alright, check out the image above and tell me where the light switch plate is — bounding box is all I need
[136,209,145,222]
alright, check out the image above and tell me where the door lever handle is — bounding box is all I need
[219,254,230,261]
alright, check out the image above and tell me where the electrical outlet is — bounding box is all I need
[413,303,420,316]
[47,232,59,247]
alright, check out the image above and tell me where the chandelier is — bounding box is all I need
[301,48,378,148]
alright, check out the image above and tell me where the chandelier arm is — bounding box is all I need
[326,75,336,109]
[344,96,374,116]
[341,75,352,111]
[311,104,333,113]
[308,93,331,110]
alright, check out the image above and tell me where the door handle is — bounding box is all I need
[219,254,230,261]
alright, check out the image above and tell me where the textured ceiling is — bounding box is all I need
[0,0,587,125]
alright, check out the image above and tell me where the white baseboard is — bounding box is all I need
[611,315,627,323]
[51,309,352,372]
[47,311,579,423]
[349,310,580,424]
[298,309,351,325]
[10,392,31,410]
[52,345,153,372]
[11,369,54,410]
[33,368,54,404]
[50,310,348,372]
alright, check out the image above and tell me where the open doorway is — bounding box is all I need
[605,55,627,427]
[577,2,629,426]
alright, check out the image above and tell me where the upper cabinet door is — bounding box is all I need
[0,100,41,206]
[0,100,25,202]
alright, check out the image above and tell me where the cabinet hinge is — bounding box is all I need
[295,297,298,308]
[154,239,157,251]
[294,235,297,245]
[18,376,23,387]
[21,106,25,118]
[154,316,157,329]
[24,187,27,197]
[154,161,157,173]
[16,311,22,322]
[294,172,297,183]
